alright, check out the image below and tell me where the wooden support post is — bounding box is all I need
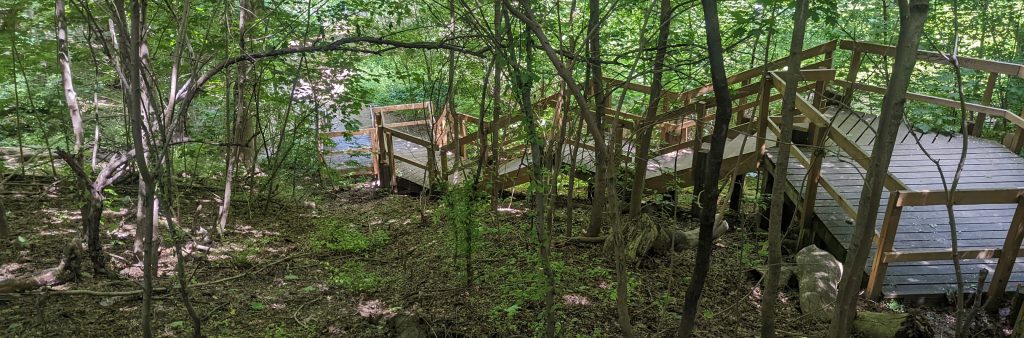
[755,76,772,155]
[970,72,999,137]
[866,192,904,299]
[984,197,1024,311]
[797,127,827,247]
[374,111,392,190]
[385,131,397,192]
[813,51,833,109]
[1008,123,1024,154]
[841,50,863,107]
[691,144,709,216]
[728,174,745,212]
[371,122,380,177]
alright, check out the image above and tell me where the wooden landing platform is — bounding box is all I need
[389,130,761,193]
[766,108,1024,302]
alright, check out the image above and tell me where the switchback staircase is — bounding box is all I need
[326,40,1024,302]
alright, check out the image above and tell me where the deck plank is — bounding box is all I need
[767,108,1024,300]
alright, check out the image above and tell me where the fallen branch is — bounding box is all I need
[0,252,309,296]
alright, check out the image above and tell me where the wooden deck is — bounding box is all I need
[766,108,1024,301]
[329,39,1024,302]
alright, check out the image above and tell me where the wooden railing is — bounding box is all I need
[742,40,1024,301]
[865,189,1024,302]
[325,42,1024,286]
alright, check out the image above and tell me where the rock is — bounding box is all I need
[794,245,842,320]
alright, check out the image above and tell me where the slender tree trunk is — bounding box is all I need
[8,24,26,175]
[761,1,809,336]
[675,0,736,336]
[827,1,930,336]
[57,0,84,156]
[219,0,259,235]
[237,0,260,173]
[0,191,8,238]
[502,3,556,335]
[628,0,672,217]
[586,0,608,237]
[112,0,157,336]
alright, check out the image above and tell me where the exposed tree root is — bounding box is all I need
[0,241,81,293]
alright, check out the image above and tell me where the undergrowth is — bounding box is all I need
[307,219,389,254]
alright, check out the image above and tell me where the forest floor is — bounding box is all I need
[0,178,1005,337]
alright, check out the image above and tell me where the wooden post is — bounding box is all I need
[1008,121,1024,154]
[385,131,397,192]
[755,76,772,155]
[693,102,706,153]
[797,126,827,247]
[371,112,381,177]
[374,111,392,190]
[984,197,1024,311]
[866,192,904,299]
[728,174,745,211]
[841,50,863,107]
[970,72,999,137]
[691,144,709,216]
[813,51,833,109]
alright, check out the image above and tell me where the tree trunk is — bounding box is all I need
[627,0,672,218]
[828,1,930,336]
[586,0,607,237]
[236,0,261,173]
[113,0,158,335]
[762,1,810,336]
[218,0,260,236]
[675,0,736,336]
[56,0,84,156]
[508,4,556,335]
[0,193,8,238]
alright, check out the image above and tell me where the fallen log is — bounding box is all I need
[648,213,730,254]
[598,213,731,261]
[0,242,80,293]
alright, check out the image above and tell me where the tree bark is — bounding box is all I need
[507,3,556,335]
[56,0,84,156]
[675,0,735,336]
[0,193,8,239]
[112,0,158,336]
[627,0,672,218]
[762,1,809,336]
[586,0,607,237]
[57,149,133,274]
[827,1,930,336]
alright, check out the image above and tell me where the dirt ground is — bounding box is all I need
[0,179,1012,337]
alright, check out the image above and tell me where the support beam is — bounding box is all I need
[985,198,1024,311]
[865,193,904,299]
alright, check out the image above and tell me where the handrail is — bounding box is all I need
[833,79,1024,130]
[770,71,909,192]
[370,101,432,113]
[838,40,1024,78]
[380,126,435,148]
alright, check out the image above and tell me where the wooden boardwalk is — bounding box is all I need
[766,108,1024,301]
[329,39,1024,302]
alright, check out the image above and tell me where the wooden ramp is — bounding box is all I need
[766,108,1024,302]
[330,39,1024,302]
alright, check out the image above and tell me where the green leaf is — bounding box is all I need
[284,274,299,280]
[301,286,317,292]
[250,301,266,311]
